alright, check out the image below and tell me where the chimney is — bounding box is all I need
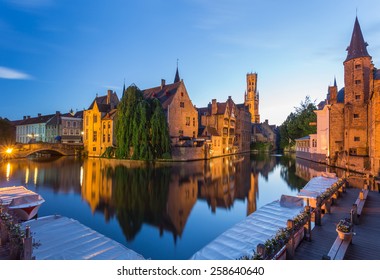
[38,113,41,117]
[56,111,60,116]
[228,96,231,100]
[161,79,166,89]
[107,90,112,104]
[211,99,217,115]
[23,116,26,120]
[328,85,338,104]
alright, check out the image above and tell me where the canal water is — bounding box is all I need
[0,153,322,259]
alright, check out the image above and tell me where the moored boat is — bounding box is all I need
[0,186,45,221]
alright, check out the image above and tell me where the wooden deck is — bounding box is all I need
[294,187,380,260]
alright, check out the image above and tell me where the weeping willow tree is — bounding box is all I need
[115,85,171,160]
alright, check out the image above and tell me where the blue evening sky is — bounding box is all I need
[1,0,380,125]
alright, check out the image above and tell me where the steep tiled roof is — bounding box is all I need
[345,17,371,62]
[199,126,220,137]
[88,93,119,112]
[15,114,55,126]
[142,81,181,110]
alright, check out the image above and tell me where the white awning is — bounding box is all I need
[190,195,304,260]
[22,215,144,260]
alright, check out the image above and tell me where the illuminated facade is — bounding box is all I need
[83,90,119,157]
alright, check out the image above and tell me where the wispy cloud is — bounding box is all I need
[5,0,54,9]
[0,66,33,80]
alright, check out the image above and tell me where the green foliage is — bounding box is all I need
[115,85,171,160]
[101,146,115,159]
[278,96,317,150]
[0,117,15,145]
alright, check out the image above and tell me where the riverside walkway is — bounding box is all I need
[294,187,380,260]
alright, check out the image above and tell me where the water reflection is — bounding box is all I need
[1,153,310,259]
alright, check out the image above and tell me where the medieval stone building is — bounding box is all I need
[296,17,380,178]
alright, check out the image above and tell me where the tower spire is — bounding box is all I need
[345,17,370,62]
[174,59,180,83]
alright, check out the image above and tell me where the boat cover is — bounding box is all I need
[190,195,304,260]
[22,215,144,260]
[297,176,338,199]
[0,186,44,207]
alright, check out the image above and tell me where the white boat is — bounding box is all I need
[0,186,45,221]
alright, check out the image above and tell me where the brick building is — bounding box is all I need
[299,17,380,177]
[142,69,198,143]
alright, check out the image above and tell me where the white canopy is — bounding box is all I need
[22,215,144,260]
[297,176,338,199]
[190,195,304,260]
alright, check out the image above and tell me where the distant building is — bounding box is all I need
[46,110,83,144]
[198,96,251,157]
[15,114,55,143]
[244,73,260,123]
[83,90,119,157]
[252,119,277,151]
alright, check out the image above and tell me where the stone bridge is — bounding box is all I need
[8,143,83,158]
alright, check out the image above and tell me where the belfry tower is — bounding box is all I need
[244,72,260,123]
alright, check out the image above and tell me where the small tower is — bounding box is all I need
[174,60,180,83]
[244,72,260,123]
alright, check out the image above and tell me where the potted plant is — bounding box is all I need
[336,218,352,240]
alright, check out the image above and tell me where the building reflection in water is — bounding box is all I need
[80,153,286,241]
[0,153,310,247]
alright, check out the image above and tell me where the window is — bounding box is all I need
[93,115,98,123]
[93,131,97,142]
[355,64,361,69]
[103,123,106,130]
[193,117,195,127]
[354,136,360,142]
[355,80,361,85]
[108,122,111,129]
[108,134,111,142]
[85,129,88,140]
[186,117,190,126]
[85,116,89,125]
[67,121,70,128]
[193,131,196,138]
[355,94,361,100]
[73,122,77,128]
[181,92,184,97]
[93,147,96,152]
[70,129,74,135]
[179,130,183,136]
[103,134,106,142]
[180,102,185,108]
[353,114,359,119]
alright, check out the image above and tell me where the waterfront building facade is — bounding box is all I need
[297,17,380,177]
[83,90,119,157]
[46,110,83,144]
[198,96,251,157]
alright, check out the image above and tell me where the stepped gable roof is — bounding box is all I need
[216,102,227,115]
[142,81,181,110]
[345,17,371,62]
[88,92,119,112]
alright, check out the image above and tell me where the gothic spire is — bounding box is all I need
[174,59,180,83]
[345,17,370,62]
[334,76,337,87]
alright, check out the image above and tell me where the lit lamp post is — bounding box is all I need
[4,147,13,159]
